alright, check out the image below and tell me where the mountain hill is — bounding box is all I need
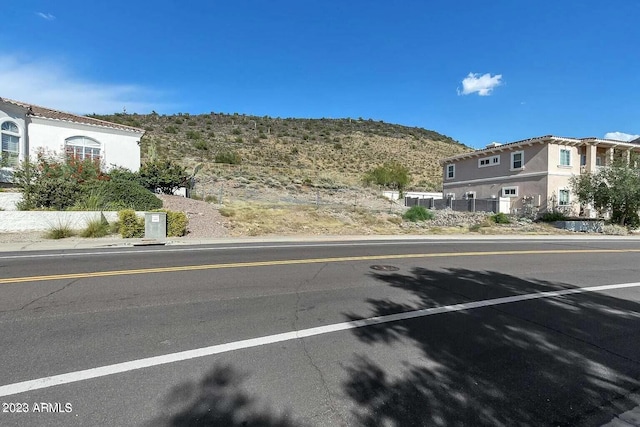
[91,112,472,192]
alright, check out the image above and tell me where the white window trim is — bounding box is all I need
[445,193,455,200]
[464,191,476,199]
[65,136,102,162]
[559,148,571,167]
[478,155,500,168]
[446,164,455,180]
[1,120,21,168]
[502,186,518,197]
[558,188,570,206]
[510,151,524,171]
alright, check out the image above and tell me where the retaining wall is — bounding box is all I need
[0,211,143,232]
[0,193,22,211]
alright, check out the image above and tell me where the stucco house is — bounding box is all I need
[0,97,144,183]
[440,135,640,217]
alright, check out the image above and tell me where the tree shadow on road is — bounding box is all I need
[343,267,640,426]
[145,364,304,427]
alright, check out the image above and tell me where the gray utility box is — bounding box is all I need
[144,212,167,239]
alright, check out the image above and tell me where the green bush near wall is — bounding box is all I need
[164,210,188,237]
[118,209,189,238]
[118,209,144,238]
[84,180,162,211]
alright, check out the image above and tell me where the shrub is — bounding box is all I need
[71,190,106,211]
[403,206,434,222]
[18,177,82,210]
[219,207,235,217]
[81,218,110,238]
[194,140,209,151]
[82,180,162,211]
[108,167,140,183]
[164,126,178,134]
[539,211,567,222]
[165,210,188,237]
[186,130,201,140]
[204,195,217,203]
[46,222,76,239]
[603,224,628,235]
[118,209,144,238]
[13,153,108,210]
[215,151,242,165]
[491,212,510,224]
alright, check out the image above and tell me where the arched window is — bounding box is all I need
[1,121,20,167]
[65,136,101,161]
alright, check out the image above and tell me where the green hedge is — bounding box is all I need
[83,180,162,211]
[118,209,144,238]
[164,210,188,237]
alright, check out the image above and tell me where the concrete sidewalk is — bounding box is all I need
[2,233,640,253]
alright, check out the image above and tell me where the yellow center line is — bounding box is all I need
[2,248,640,285]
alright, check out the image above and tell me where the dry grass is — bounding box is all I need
[220,201,407,236]
[214,201,570,237]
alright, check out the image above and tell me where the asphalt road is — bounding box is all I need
[1,238,640,426]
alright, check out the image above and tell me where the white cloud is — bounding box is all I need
[0,55,167,114]
[458,72,503,96]
[36,12,56,21]
[604,132,640,142]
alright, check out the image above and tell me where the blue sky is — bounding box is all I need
[1,0,638,148]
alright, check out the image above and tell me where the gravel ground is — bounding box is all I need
[157,195,230,238]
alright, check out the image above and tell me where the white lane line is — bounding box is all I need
[0,241,445,259]
[0,239,615,260]
[1,281,639,397]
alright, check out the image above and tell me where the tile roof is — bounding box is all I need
[0,97,144,133]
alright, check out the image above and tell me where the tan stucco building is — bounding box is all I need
[440,135,640,217]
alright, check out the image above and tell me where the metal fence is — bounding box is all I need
[405,197,500,213]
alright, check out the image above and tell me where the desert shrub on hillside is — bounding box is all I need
[403,206,434,222]
[215,151,242,165]
[194,140,210,151]
[186,130,201,140]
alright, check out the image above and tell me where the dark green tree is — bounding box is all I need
[138,159,189,194]
[571,162,640,227]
